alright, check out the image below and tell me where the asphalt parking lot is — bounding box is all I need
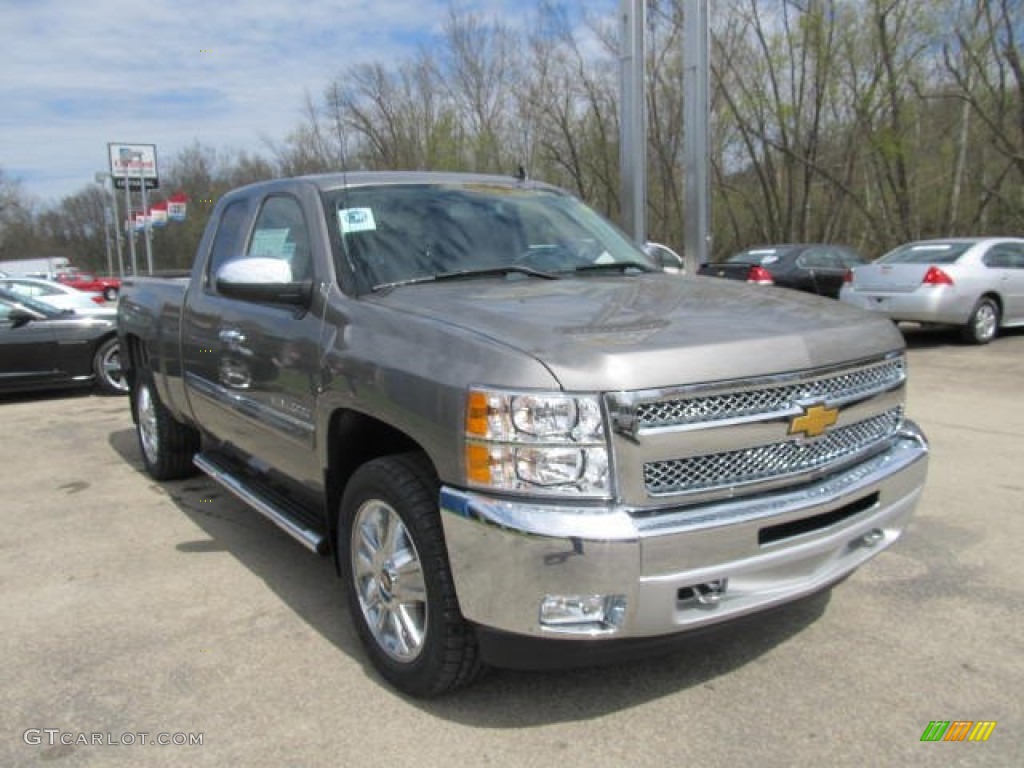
[2,327,1021,767]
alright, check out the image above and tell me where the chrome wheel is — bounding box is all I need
[93,337,128,394]
[136,382,160,466]
[351,498,428,663]
[963,298,999,344]
[973,302,997,343]
[100,343,128,393]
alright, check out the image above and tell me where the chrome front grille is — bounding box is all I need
[607,353,908,506]
[634,356,905,430]
[643,407,903,495]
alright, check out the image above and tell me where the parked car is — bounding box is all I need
[0,288,127,395]
[56,271,122,301]
[839,237,1024,344]
[0,277,115,316]
[699,244,866,298]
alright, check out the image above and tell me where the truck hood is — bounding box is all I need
[369,275,903,391]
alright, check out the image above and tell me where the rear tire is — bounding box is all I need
[93,337,129,395]
[103,286,118,302]
[339,453,482,697]
[134,371,200,480]
[961,297,999,345]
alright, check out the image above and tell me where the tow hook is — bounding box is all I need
[695,579,729,606]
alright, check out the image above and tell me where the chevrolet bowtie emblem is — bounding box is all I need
[789,403,839,438]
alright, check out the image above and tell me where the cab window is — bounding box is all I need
[207,200,250,281]
[246,196,312,282]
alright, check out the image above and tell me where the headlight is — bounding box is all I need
[465,388,611,498]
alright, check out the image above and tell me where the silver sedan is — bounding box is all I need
[839,237,1024,344]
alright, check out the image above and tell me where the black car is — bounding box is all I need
[698,244,866,298]
[0,288,127,395]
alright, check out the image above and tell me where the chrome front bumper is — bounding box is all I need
[440,421,928,641]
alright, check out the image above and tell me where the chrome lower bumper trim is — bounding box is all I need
[440,421,928,640]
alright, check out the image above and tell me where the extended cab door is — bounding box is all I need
[182,187,324,489]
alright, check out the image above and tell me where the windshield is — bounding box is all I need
[0,288,64,318]
[878,241,972,265]
[324,183,653,291]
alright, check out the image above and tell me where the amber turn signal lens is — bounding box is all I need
[466,391,490,437]
[465,442,492,484]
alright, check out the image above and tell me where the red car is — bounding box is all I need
[56,272,122,302]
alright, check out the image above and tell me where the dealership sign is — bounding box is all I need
[108,142,159,190]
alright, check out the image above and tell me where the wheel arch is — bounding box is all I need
[324,408,434,569]
[122,333,147,422]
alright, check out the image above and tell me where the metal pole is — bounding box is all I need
[95,173,113,277]
[683,0,711,273]
[109,179,124,278]
[140,174,154,274]
[619,0,647,244]
[125,179,138,276]
[101,205,113,276]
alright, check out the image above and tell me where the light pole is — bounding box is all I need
[619,0,647,245]
[94,171,124,277]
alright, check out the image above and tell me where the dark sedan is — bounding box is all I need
[699,244,865,298]
[0,289,127,395]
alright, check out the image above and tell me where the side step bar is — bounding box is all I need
[193,453,327,555]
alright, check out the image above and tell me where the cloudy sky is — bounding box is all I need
[1,0,617,205]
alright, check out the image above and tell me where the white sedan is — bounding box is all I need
[840,237,1024,344]
[0,277,116,317]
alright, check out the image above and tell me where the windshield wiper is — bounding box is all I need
[573,261,656,274]
[372,266,559,293]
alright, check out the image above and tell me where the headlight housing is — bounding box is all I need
[465,388,611,498]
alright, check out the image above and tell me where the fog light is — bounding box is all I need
[539,594,627,633]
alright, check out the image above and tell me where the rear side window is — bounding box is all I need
[878,242,971,265]
[983,243,1024,269]
[797,248,843,269]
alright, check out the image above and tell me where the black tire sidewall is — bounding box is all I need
[134,371,199,480]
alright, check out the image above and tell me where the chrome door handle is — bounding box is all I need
[219,329,246,345]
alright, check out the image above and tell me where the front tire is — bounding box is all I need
[962,297,999,345]
[93,337,129,395]
[134,371,200,480]
[339,454,482,697]
[103,286,118,302]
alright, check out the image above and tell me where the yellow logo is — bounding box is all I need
[789,403,839,438]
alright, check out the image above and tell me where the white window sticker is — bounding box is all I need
[339,207,377,234]
[249,228,290,257]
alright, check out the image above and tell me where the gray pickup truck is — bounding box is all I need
[118,171,929,696]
